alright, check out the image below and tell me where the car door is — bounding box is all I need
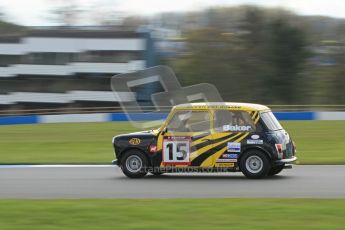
[211,110,256,167]
[158,110,214,168]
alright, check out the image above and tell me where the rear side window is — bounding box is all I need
[214,110,255,132]
[260,112,283,131]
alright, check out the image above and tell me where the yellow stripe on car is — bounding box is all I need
[200,132,250,167]
[190,133,242,161]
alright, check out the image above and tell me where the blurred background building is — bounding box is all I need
[0,27,158,113]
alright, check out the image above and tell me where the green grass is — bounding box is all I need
[0,121,344,164]
[0,198,344,230]
[281,121,345,164]
[0,122,138,164]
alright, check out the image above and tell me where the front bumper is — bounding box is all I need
[275,156,297,164]
[112,159,119,165]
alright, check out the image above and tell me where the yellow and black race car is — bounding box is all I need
[112,103,297,179]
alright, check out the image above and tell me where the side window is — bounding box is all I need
[166,110,210,132]
[214,110,255,132]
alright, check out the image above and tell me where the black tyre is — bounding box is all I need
[149,171,164,176]
[268,164,285,176]
[240,150,271,179]
[121,150,148,178]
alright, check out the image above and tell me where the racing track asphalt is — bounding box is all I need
[0,165,345,198]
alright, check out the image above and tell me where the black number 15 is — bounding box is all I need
[166,142,187,160]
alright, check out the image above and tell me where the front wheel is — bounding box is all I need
[121,150,148,178]
[240,150,271,179]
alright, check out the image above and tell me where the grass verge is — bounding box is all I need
[0,198,344,230]
[281,121,345,164]
[0,121,344,164]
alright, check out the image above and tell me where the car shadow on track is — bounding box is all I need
[115,174,294,181]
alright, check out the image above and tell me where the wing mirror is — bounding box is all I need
[161,127,168,134]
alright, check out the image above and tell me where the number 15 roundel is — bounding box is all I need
[162,136,190,165]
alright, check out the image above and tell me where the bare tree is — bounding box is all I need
[46,0,83,26]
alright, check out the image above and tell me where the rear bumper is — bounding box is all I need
[275,156,297,164]
[112,159,119,165]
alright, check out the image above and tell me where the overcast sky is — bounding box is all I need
[0,0,343,26]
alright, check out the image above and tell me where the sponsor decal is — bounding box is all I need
[222,153,238,159]
[223,125,251,132]
[216,153,238,163]
[165,136,189,141]
[149,145,157,153]
[216,159,237,163]
[251,134,260,139]
[215,162,235,167]
[129,138,141,145]
[247,139,263,144]
[227,142,241,152]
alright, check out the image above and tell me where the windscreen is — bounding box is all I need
[260,111,283,131]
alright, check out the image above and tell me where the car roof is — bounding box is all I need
[173,102,270,111]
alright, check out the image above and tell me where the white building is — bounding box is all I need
[0,28,157,111]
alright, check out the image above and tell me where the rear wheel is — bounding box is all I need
[149,171,164,176]
[240,150,270,179]
[121,150,148,178]
[268,164,285,176]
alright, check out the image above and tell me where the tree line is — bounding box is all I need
[163,6,344,105]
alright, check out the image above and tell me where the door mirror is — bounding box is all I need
[162,127,168,134]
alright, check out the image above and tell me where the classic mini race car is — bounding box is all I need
[112,103,297,179]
